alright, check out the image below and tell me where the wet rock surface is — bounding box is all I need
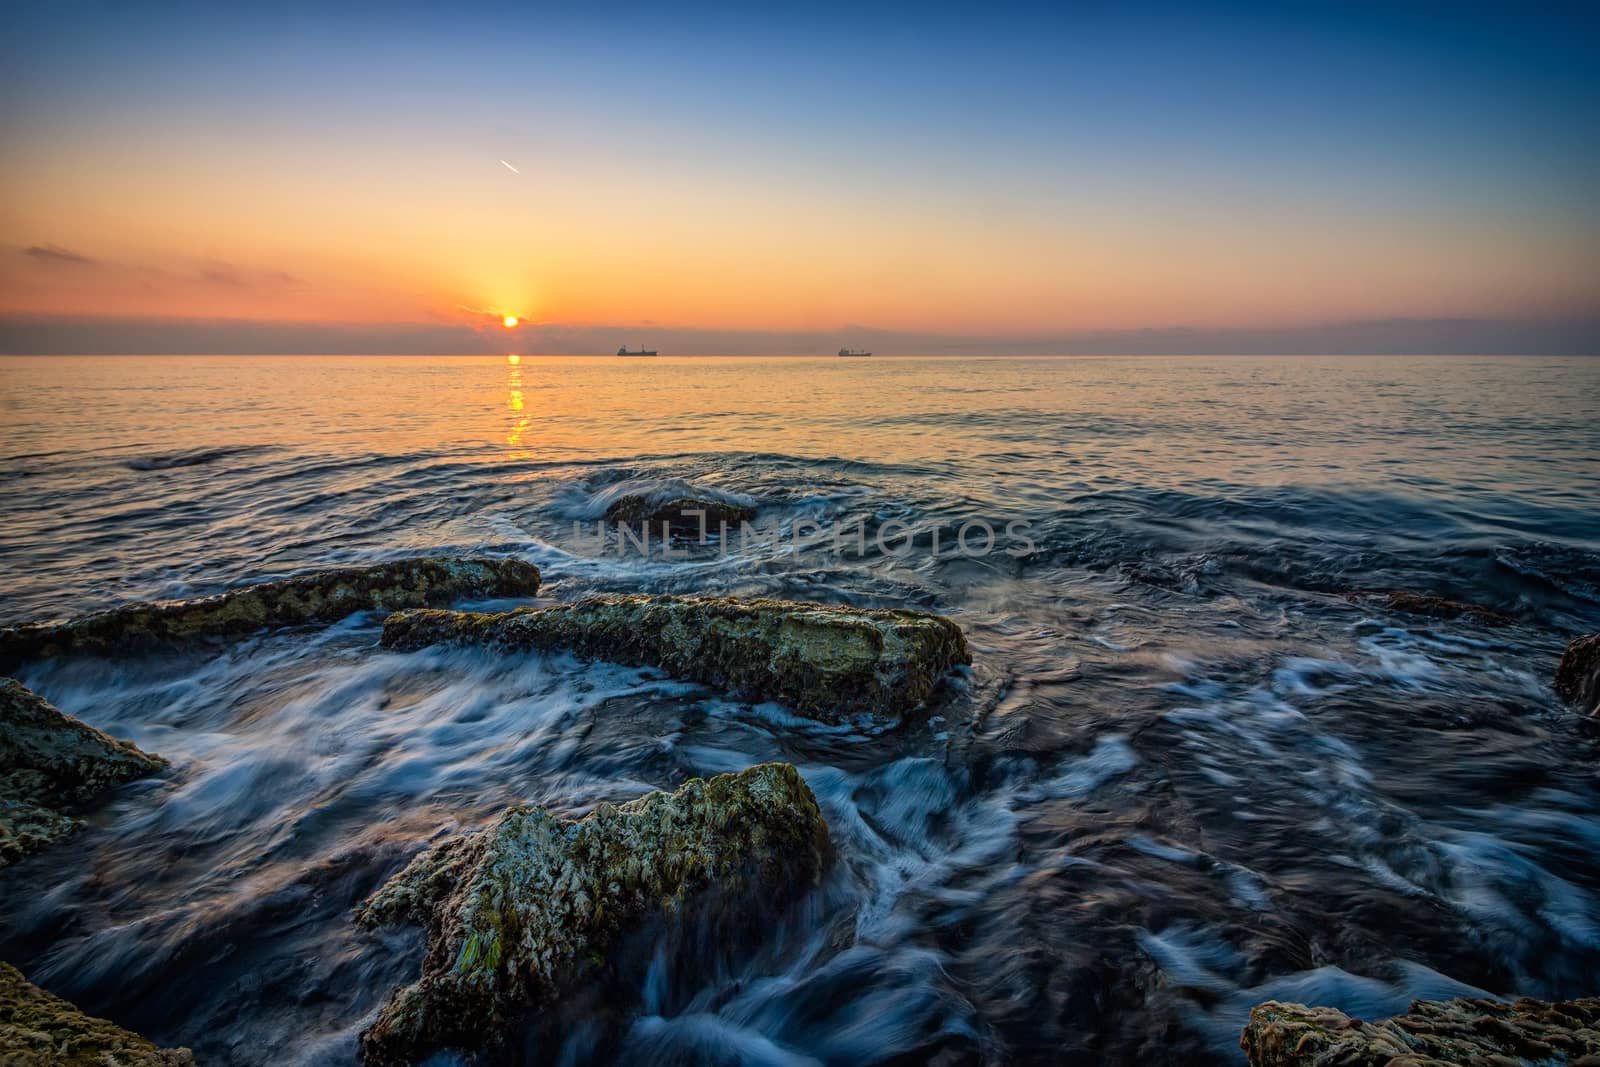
[380,593,969,721]
[1350,590,1515,626]
[1555,632,1600,714]
[0,556,540,668]
[1240,995,1600,1066]
[356,762,831,1066]
[0,961,195,1065]
[602,493,757,535]
[0,678,167,866]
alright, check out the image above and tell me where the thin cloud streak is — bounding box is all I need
[22,244,96,266]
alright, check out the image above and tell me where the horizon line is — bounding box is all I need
[3,312,1598,358]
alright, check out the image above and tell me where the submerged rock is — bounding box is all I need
[0,556,540,668]
[357,762,831,1065]
[0,678,167,866]
[1555,632,1600,715]
[1241,995,1600,1066]
[603,493,756,536]
[380,593,969,721]
[1353,590,1514,626]
[0,961,194,1065]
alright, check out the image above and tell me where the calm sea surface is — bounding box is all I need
[1,354,1598,1064]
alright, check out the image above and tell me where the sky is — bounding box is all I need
[1,1,1597,354]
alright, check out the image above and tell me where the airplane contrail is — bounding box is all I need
[500,160,520,174]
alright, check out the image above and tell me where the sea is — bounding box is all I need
[1,353,1597,1064]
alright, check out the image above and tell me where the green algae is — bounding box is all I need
[0,556,540,669]
[1241,995,1600,1066]
[0,961,195,1065]
[357,762,831,1065]
[381,593,969,721]
[0,678,167,866]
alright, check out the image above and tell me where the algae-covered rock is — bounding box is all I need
[0,961,195,1065]
[380,593,969,721]
[1555,632,1600,715]
[1240,995,1600,1066]
[1,678,167,866]
[0,556,540,668]
[357,762,831,1065]
[603,493,756,536]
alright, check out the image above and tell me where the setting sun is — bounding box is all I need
[502,315,518,328]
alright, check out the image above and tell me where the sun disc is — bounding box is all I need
[503,315,519,328]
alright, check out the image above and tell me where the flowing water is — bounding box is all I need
[1,354,1598,1065]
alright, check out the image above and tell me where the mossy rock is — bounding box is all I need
[357,762,831,1065]
[0,961,194,1065]
[1555,632,1600,714]
[602,494,756,536]
[1,678,167,866]
[381,593,969,721]
[0,556,540,668]
[1241,995,1600,1066]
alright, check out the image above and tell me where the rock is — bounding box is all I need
[0,961,195,1065]
[1349,590,1513,626]
[603,493,756,536]
[1,678,167,866]
[1240,995,1600,1066]
[1555,632,1600,715]
[357,762,831,1065]
[0,556,540,668]
[380,593,969,721]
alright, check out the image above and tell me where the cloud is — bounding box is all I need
[197,260,297,287]
[23,244,96,266]
[454,304,525,328]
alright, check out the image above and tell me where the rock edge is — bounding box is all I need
[380,593,969,721]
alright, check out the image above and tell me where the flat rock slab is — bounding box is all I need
[380,593,969,721]
[1,678,167,866]
[0,556,540,667]
[0,961,195,1065]
[1555,632,1600,714]
[357,762,831,1065]
[1241,996,1600,1066]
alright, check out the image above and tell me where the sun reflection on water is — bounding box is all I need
[505,354,531,456]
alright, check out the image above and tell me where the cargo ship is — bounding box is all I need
[617,346,658,356]
[838,348,872,358]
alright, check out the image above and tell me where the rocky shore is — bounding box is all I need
[357,762,831,1065]
[0,678,167,866]
[1241,995,1600,1065]
[0,961,194,1065]
[7,543,1600,1062]
[380,593,970,721]
[0,556,540,669]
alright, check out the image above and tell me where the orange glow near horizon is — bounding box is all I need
[1,138,1594,340]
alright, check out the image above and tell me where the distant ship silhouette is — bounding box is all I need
[838,348,871,357]
[617,346,658,356]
